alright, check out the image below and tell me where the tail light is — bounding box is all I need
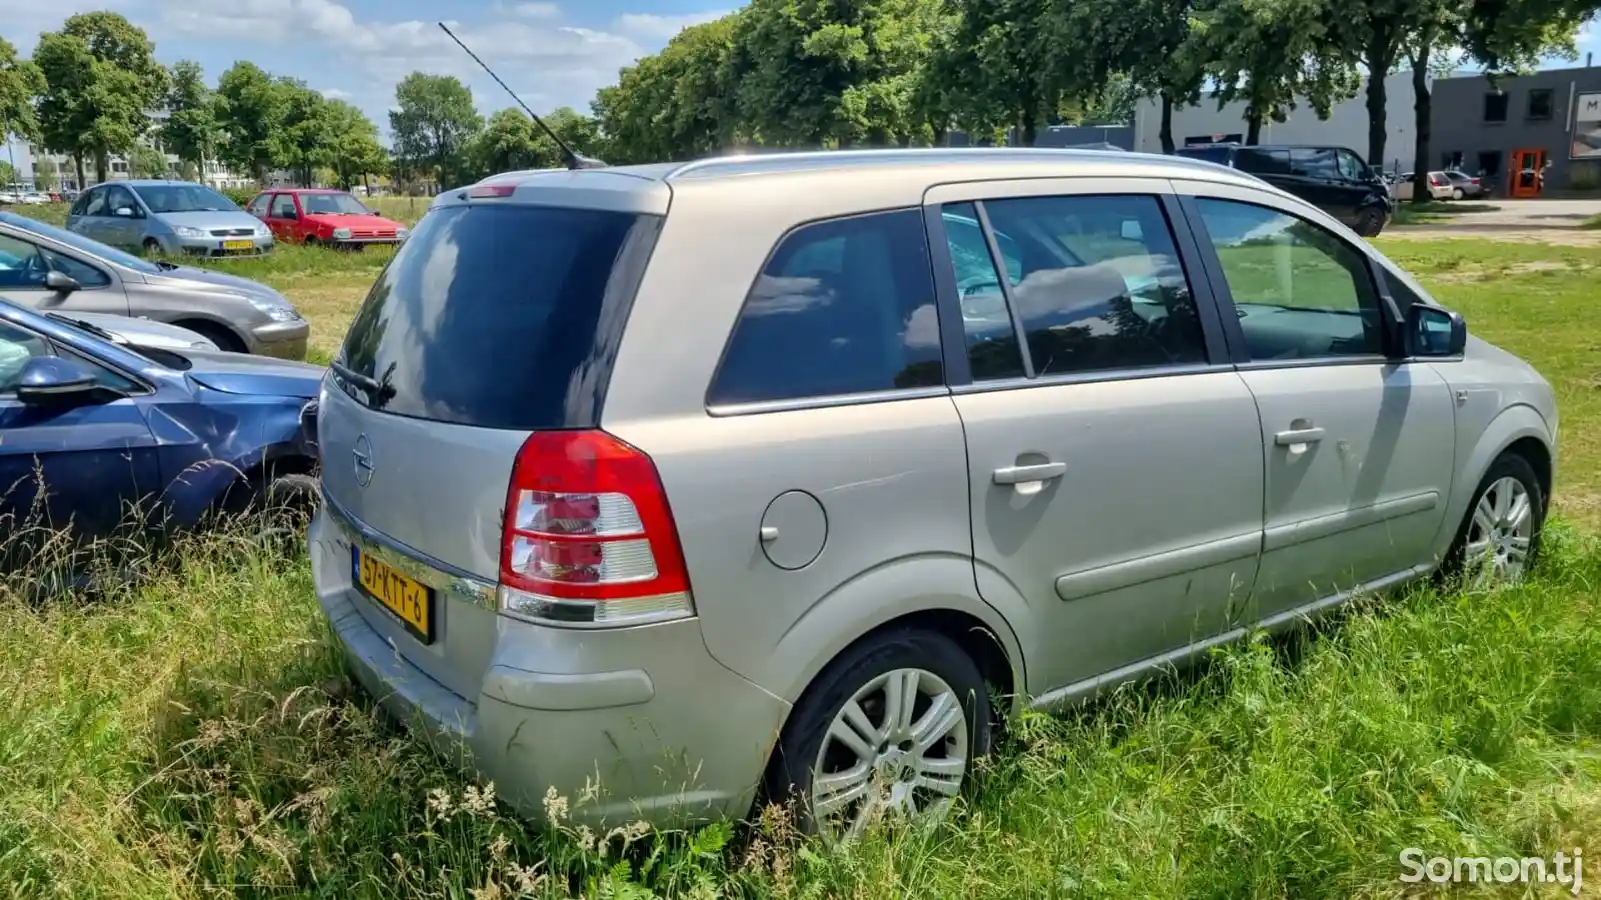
[498,430,693,628]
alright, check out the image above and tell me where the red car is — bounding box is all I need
[247,188,409,249]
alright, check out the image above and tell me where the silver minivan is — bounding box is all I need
[309,149,1557,838]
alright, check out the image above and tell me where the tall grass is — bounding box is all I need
[3,516,1600,898]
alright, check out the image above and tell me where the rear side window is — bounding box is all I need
[708,209,944,406]
[335,203,662,430]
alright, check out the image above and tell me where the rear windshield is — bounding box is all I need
[333,203,662,430]
[1175,147,1233,165]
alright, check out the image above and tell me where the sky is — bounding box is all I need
[0,0,739,174]
[3,1,1601,179]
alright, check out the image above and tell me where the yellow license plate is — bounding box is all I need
[353,548,433,642]
[223,239,253,250]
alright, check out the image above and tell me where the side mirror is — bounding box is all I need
[14,356,103,407]
[1405,303,1467,358]
[113,206,135,218]
[44,271,80,294]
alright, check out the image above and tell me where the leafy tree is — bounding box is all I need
[34,12,166,185]
[0,162,14,186]
[594,16,743,163]
[388,72,481,189]
[273,79,338,186]
[0,38,44,147]
[928,0,1056,145]
[163,60,219,173]
[733,0,944,147]
[216,62,285,184]
[323,99,386,190]
[128,143,167,178]
[471,108,542,176]
[1193,0,1355,146]
[1049,0,1208,153]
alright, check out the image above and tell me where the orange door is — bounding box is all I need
[1509,148,1547,198]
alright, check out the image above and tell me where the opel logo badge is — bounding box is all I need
[352,433,374,487]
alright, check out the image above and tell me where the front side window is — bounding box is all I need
[0,320,52,393]
[0,234,47,289]
[709,209,944,406]
[80,189,107,218]
[270,194,298,218]
[1195,197,1387,360]
[945,194,1208,380]
[104,186,139,215]
[43,249,110,288]
[1336,149,1369,181]
[247,194,270,216]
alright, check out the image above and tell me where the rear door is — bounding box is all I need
[317,199,663,699]
[927,178,1265,695]
[1176,181,1456,623]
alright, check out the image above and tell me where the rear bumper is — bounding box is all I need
[308,506,787,827]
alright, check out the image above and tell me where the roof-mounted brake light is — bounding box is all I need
[469,184,517,199]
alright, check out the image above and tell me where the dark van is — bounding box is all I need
[1174,143,1393,237]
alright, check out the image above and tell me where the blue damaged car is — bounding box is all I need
[0,298,321,566]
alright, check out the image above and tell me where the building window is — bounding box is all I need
[1484,92,1510,123]
[1477,150,1503,178]
[1441,151,1464,170]
[111,161,128,174]
[1527,88,1554,120]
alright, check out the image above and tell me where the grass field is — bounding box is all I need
[4,203,1601,898]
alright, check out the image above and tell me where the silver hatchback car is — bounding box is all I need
[309,149,1557,837]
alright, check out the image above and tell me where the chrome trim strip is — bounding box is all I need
[320,489,497,611]
[1261,491,1440,552]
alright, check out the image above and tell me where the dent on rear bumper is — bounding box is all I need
[308,509,789,827]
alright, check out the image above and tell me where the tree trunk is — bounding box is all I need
[1410,44,1433,205]
[1245,107,1263,145]
[73,154,85,191]
[94,152,108,184]
[1020,111,1037,147]
[1364,29,1394,165]
[1159,91,1175,154]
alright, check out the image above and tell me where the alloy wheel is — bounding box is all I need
[1464,476,1535,587]
[809,667,969,840]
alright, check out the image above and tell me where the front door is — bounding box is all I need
[100,185,146,249]
[1178,183,1457,623]
[929,179,1264,694]
[267,193,303,242]
[0,231,128,316]
[1509,148,1546,198]
[0,319,162,570]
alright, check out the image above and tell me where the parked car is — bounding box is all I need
[0,212,309,359]
[1173,143,1393,236]
[1394,172,1455,202]
[14,192,49,206]
[309,149,1556,839]
[47,311,220,352]
[1440,169,1485,200]
[0,298,321,570]
[247,188,410,249]
[66,180,274,258]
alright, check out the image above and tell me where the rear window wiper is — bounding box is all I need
[331,359,395,406]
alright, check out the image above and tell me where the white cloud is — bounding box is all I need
[320,87,352,100]
[614,10,731,41]
[507,2,561,19]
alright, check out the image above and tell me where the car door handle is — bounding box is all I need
[1274,427,1326,446]
[993,462,1067,485]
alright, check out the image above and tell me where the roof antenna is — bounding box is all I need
[437,22,607,170]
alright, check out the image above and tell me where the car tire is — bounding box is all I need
[142,237,163,256]
[1355,207,1385,237]
[1443,451,1545,588]
[764,628,993,840]
[1452,187,1465,200]
[303,235,320,248]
